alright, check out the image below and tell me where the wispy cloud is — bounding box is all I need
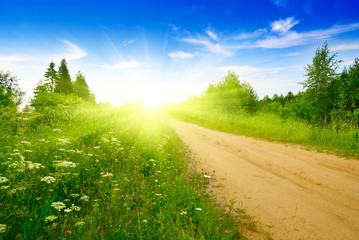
[0,56,30,62]
[101,59,140,71]
[59,39,87,60]
[181,37,233,56]
[332,42,359,51]
[168,51,194,60]
[122,40,134,46]
[270,17,299,33]
[232,28,267,40]
[273,0,288,8]
[257,21,359,48]
[206,30,218,40]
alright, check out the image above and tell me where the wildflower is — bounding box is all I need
[149,159,155,162]
[97,226,103,230]
[219,217,223,221]
[65,230,72,236]
[224,230,228,234]
[24,150,33,153]
[190,202,194,206]
[0,185,9,190]
[57,138,71,145]
[155,193,162,196]
[27,162,45,170]
[0,224,7,233]
[142,219,147,223]
[80,195,90,202]
[94,146,100,149]
[64,208,72,213]
[101,172,113,177]
[45,215,58,222]
[70,193,80,198]
[41,176,56,184]
[20,141,31,146]
[53,128,62,132]
[54,160,76,168]
[0,177,9,184]
[51,201,66,211]
[71,204,81,211]
[75,221,85,226]
[180,211,187,215]
[203,175,211,179]
[195,208,202,211]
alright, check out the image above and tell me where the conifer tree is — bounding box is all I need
[73,71,91,101]
[55,58,73,94]
[43,61,57,92]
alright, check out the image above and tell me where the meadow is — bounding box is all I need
[0,103,247,239]
[165,105,359,159]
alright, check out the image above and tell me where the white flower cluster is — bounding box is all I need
[53,160,76,168]
[51,201,66,211]
[71,204,81,211]
[0,224,7,233]
[53,128,62,132]
[41,176,56,184]
[80,195,90,202]
[0,177,9,184]
[101,172,113,177]
[45,215,58,222]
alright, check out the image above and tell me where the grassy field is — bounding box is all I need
[0,104,246,239]
[165,105,359,159]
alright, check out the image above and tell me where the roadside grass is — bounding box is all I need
[0,104,245,239]
[165,106,359,159]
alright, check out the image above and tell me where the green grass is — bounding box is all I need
[0,104,245,239]
[165,106,359,159]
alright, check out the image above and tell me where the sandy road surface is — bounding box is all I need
[170,120,359,240]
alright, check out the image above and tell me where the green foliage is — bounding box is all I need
[0,70,23,107]
[73,71,95,102]
[55,59,74,94]
[43,61,57,92]
[301,41,342,125]
[0,105,244,239]
[184,71,258,114]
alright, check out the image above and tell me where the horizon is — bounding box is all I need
[1,0,359,107]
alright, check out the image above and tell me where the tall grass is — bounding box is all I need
[166,106,359,158]
[0,104,245,239]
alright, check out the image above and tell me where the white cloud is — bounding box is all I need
[233,28,267,40]
[122,40,134,46]
[181,37,233,56]
[332,43,359,51]
[168,51,194,60]
[271,17,299,33]
[206,30,218,40]
[59,39,87,60]
[101,59,141,71]
[0,56,30,62]
[258,22,359,48]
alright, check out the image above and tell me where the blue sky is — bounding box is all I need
[1,0,359,107]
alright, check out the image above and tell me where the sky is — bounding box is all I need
[1,0,359,107]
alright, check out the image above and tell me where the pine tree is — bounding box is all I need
[73,71,91,101]
[43,61,57,92]
[55,58,73,94]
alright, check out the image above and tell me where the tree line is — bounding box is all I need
[260,42,359,129]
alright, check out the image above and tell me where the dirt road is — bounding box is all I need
[170,120,359,240]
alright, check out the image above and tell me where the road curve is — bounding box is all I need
[170,120,359,240]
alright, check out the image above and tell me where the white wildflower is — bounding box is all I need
[149,159,155,162]
[27,162,44,169]
[80,195,90,202]
[45,215,58,222]
[24,150,33,153]
[101,172,113,177]
[20,141,31,146]
[195,208,202,211]
[54,160,76,168]
[51,201,66,211]
[57,138,70,145]
[94,146,100,149]
[203,175,211,179]
[64,208,72,213]
[142,219,147,223]
[53,128,62,132]
[180,211,187,215]
[71,204,81,211]
[0,185,9,190]
[0,224,7,233]
[0,177,9,184]
[41,176,56,184]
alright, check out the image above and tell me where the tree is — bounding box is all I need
[0,70,23,107]
[73,71,92,101]
[55,58,73,94]
[302,41,342,125]
[43,61,57,92]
